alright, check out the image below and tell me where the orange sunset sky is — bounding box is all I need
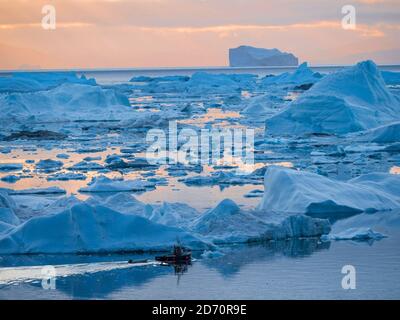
[0,0,399,70]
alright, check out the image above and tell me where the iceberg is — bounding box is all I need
[241,94,281,117]
[0,71,96,93]
[258,166,400,215]
[229,46,298,67]
[9,187,66,195]
[265,61,400,135]
[190,199,330,244]
[261,62,323,86]
[323,227,387,241]
[78,176,155,193]
[0,83,131,122]
[0,204,210,254]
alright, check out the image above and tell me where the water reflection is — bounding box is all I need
[201,239,330,278]
[0,239,329,299]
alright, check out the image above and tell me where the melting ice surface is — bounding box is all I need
[1,63,400,299]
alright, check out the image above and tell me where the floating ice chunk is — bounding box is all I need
[244,189,264,198]
[0,71,96,93]
[0,163,23,172]
[0,147,12,154]
[0,175,21,183]
[184,72,241,94]
[0,83,131,122]
[262,62,322,86]
[35,159,63,171]
[56,153,70,159]
[76,147,106,154]
[258,166,400,215]
[68,161,104,171]
[3,130,67,141]
[241,94,281,117]
[130,75,189,83]
[0,204,210,254]
[229,46,298,67]
[201,250,224,259]
[47,173,86,181]
[180,171,262,186]
[83,156,102,162]
[190,199,330,244]
[9,187,66,195]
[266,61,400,136]
[79,175,155,193]
[323,227,387,241]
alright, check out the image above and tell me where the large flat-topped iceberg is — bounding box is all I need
[229,46,298,67]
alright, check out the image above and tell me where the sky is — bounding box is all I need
[0,0,399,70]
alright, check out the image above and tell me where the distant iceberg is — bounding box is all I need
[229,46,298,67]
[265,60,400,136]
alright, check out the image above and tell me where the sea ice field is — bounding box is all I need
[0,61,400,299]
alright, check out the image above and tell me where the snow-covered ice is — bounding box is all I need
[258,166,400,215]
[79,175,155,193]
[266,61,400,135]
[0,203,210,254]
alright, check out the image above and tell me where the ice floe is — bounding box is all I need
[78,175,155,193]
[0,163,23,172]
[8,187,66,195]
[322,227,387,241]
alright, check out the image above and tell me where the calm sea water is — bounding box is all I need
[78,65,400,85]
[1,232,399,299]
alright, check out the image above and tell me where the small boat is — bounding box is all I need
[155,244,191,264]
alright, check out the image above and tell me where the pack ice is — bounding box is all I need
[265,60,400,135]
[258,166,400,216]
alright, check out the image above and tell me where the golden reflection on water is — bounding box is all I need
[390,166,400,174]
